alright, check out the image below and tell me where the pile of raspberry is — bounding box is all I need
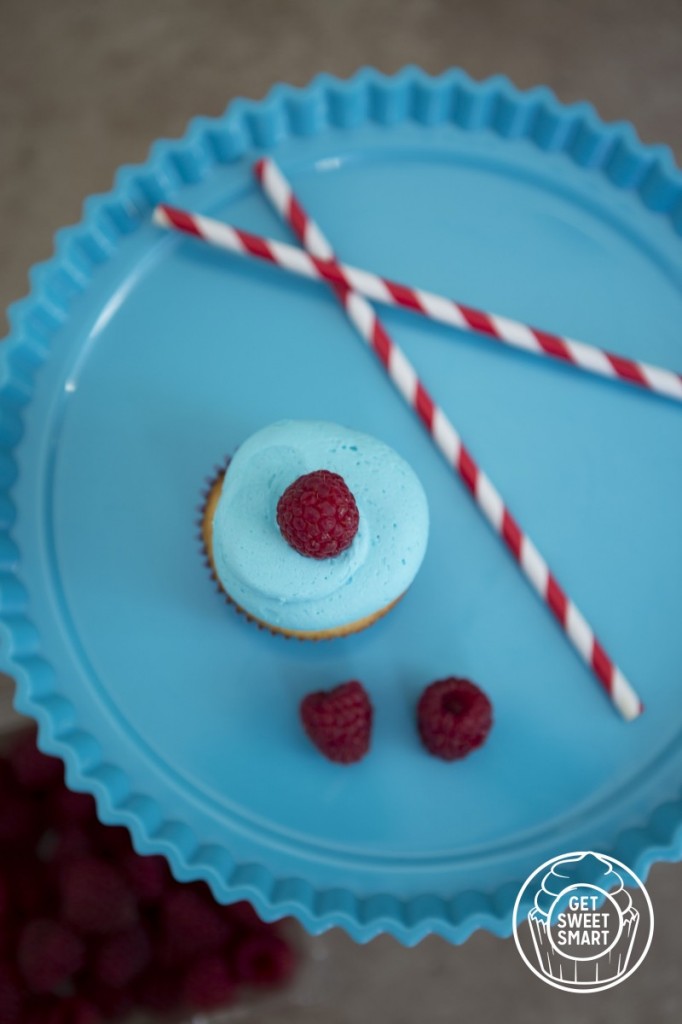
[0,729,296,1023]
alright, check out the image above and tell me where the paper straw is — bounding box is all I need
[252,157,643,721]
[153,203,682,404]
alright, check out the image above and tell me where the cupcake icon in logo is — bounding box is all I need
[513,851,654,993]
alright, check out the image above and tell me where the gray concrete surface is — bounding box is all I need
[1,1,681,1021]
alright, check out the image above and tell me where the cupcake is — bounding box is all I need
[201,420,429,639]
[527,853,639,986]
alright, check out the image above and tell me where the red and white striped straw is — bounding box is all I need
[253,156,643,721]
[153,203,682,404]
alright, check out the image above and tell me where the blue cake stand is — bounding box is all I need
[2,68,682,945]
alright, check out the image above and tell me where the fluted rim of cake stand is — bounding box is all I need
[1,65,682,945]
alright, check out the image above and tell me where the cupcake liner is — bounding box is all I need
[197,455,276,635]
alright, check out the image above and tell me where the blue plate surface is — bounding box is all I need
[2,68,682,945]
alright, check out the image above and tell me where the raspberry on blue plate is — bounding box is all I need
[417,678,493,761]
[300,680,373,763]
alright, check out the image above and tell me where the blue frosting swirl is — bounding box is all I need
[211,420,429,632]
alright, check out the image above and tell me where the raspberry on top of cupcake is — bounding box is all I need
[201,420,429,639]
